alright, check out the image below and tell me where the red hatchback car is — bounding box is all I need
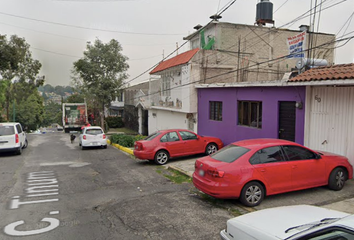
[193,138,353,207]
[134,129,223,165]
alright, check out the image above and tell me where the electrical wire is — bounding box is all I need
[123,35,354,103]
[0,11,187,36]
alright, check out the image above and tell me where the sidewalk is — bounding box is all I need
[112,143,354,215]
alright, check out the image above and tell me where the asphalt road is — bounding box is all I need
[0,132,234,240]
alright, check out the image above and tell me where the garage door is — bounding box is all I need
[305,86,354,167]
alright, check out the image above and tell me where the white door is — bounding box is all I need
[305,86,354,167]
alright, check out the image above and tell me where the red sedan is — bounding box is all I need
[134,129,223,165]
[193,138,353,207]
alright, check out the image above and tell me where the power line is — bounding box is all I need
[124,0,239,85]
[123,35,354,102]
[0,11,187,36]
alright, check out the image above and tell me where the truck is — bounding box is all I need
[62,103,88,133]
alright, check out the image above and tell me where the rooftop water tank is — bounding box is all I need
[256,0,274,26]
[296,58,328,69]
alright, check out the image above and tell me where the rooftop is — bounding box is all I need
[150,48,199,74]
[290,63,354,82]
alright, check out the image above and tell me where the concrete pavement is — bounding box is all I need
[112,143,354,215]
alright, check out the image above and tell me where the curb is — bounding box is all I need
[168,165,193,178]
[107,139,134,155]
[107,140,255,213]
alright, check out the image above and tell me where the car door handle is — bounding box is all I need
[292,166,297,169]
[260,169,266,172]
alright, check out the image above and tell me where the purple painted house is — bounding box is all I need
[197,85,306,146]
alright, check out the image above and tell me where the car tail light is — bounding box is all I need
[15,134,19,143]
[83,135,86,140]
[103,134,106,139]
[207,169,225,178]
[135,142,143,150]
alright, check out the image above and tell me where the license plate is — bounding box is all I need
[199,169,205,176]
[91,142,98,146]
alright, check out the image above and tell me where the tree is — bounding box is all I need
[0,34,44,128]
[72,39,129,129]
[66,93,85,103]
[43,84,54,93]
[42,101,62,126]
[54,85,65,96]
[15,94,43,130]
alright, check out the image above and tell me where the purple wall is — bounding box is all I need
[198,86,306,146]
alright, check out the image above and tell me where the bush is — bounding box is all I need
[109,134,147,148]
[106,116,124,128]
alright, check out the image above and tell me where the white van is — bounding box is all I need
[0,122,28,155]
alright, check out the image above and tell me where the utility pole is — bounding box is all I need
[236,37,241,82]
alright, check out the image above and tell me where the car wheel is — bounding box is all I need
[328,167,347,191]
[103,145,107,149]
[23,139,28,149]
[205,143,218,155]
[81,145,85,150]
[240,182,264,207]
[16,145,23,155]
[154,150,169,165]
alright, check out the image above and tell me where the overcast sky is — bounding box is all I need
[1,0,353,87]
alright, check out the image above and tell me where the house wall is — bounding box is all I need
[148,109,197,134]
[197,86,306,146]
[149,63,198,134]
[305,86,354,167]
[188,22,335,83]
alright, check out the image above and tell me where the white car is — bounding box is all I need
[220,205,354,240]
[79,126,107,150]
[0,122,28,155]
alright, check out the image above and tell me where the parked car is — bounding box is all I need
[0,122,28,155]
[220,205,354,240]
[79,126,107,150]
[133,129,224,165]
[193,138,353,207]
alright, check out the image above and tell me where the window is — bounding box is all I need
[117,91,123,102]
[160,131,180,142]
[211,145,250,163]
[179,131,197,141]
[0,126,15,136]
[144,132,161,141]
[162,73,171,96]
[85,129,103,135]
[249,146,285,165]
[210,101,222,121]
[282,145,317,161]
[303,228,354,240]
[238,101,262,128]
[16,124,23,133]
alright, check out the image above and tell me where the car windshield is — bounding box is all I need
[86,129,103,135]
[144,132,161,141]
[0,126,15,136]
[210,144,250,163]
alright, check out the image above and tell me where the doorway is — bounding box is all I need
[278,101,296,142]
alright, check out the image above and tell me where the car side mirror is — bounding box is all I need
[315,153,322,160]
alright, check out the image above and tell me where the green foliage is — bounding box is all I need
[133,135,146,142]
[109,134,134,147]
[72,39,129,128]
[42,101,62,126]
[163,169,192,184]
[106,116,124,128]
[14,93,44,130]
[43,84,54,93]
[109,134,146,147]
[0,34,44,126]
[66,93,85,103]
